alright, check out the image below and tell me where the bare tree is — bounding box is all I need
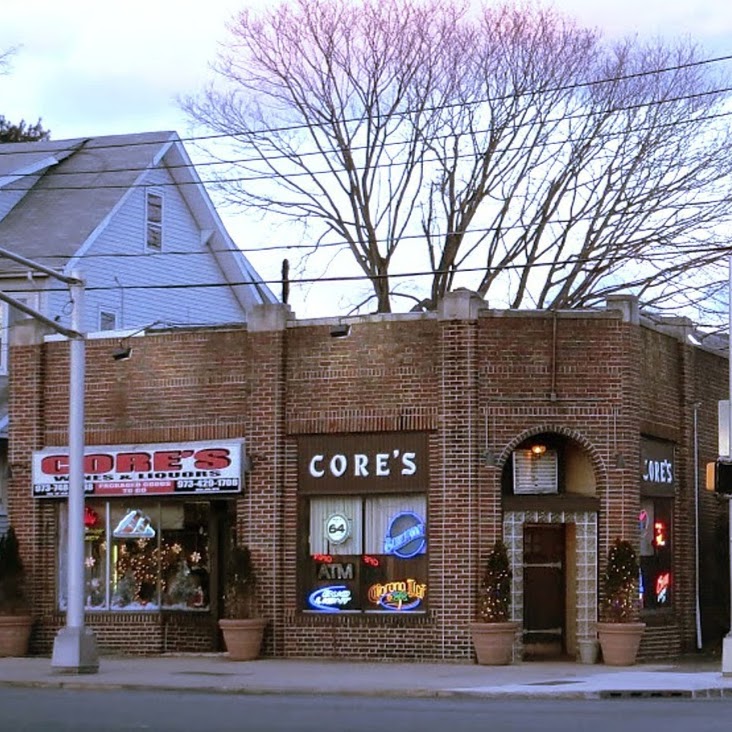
[184,0,732,316]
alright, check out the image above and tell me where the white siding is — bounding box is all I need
[49,166,249,333]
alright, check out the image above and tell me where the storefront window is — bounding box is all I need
[59,501,210,611]
[639,497,673,610]
[302,494,427,613]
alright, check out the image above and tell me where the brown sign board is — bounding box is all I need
[298,433,429,494]
[640,437,675,496]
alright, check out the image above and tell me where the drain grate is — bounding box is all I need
[600,689,691,699]
[527,680,583,686]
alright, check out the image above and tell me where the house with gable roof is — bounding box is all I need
[0,130,278,531]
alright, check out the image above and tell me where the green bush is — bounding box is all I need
[600,538,640,622]
[222,543,257,619]
[477,540,512,622]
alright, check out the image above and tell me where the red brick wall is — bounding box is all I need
[8,307,728,661]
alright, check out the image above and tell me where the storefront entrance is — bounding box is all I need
[523,524,565,658]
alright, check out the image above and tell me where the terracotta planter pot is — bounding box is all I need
[219,618,266,661]
[0,615,32,657]
[470,621,520,665]
[597,622,646,666]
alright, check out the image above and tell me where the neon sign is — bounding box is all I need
[655,572,670,604]
[367,578,427,611]
[84,505,99,528]
[308,585,353,612]
[654,521,667,548]
[384,512,426,558]
[639,509,649,533]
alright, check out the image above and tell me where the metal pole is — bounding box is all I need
[66,278,84,630]
[693,403,702,650]
[51,272,98,673]
[723,256,732,675]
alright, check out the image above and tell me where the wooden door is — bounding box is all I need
[523,524,565,658]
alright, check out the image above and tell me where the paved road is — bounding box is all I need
[3,687,732,732]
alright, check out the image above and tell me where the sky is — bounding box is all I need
[1,0,731,318]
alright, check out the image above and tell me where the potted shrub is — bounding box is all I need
[596,537,646,666]
[0,526,32,656]
[218,542,266,661]
[470,539,520,665]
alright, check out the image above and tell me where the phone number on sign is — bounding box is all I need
[176,478,240,491]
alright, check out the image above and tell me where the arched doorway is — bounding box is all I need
[499,430,602,661]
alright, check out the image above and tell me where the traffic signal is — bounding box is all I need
[706,460,732,494]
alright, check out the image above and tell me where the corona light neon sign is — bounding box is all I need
[367,578,427,611]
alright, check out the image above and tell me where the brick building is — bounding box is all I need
[7,291,730,662]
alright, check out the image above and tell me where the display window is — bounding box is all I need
[58,500,210,611]
[639,497,673,610]
[301,494,427,613]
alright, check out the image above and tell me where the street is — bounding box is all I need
[2,688,732,732]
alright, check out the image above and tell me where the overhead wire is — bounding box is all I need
[1,81,731,192]
[5,240,730,295]
[0,49,729,165]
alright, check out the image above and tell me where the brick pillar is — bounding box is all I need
[601,297,643,576]
[245,304,291,656]
[437,291,483,659]
[7,320,52,629]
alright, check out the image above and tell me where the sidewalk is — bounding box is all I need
[1,655,732,699]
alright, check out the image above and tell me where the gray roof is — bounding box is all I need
[0,131,177,268]
[0,131,277,304]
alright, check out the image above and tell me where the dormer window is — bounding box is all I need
[146,191,163,250]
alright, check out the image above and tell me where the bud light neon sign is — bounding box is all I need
[308,585,353,612]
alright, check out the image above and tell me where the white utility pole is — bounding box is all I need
[0,247,98,674]
[723,255,732,677]
[50,271,99,673]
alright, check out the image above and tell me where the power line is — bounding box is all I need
[1,85,730,194]
[8,242,731,296]
[1,50,731,163]
[4,100,732,190]
[8,186,732,263]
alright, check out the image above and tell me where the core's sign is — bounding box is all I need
[298,433,428,494]
[32,440,246,498]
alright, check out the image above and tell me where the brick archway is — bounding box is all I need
[497,425,604,662]
[496,423,608,491]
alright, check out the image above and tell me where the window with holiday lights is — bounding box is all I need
[301,494,428,614]
[58,501,210,611]
[639,498,673,610]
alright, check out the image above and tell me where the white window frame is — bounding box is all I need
[98,309,118,332]
[145,190,163,251]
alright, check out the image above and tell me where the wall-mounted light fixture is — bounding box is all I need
[110,321,166,361]
[330,323,351,339]
[530,444,547,456]
[112,344,132,361]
